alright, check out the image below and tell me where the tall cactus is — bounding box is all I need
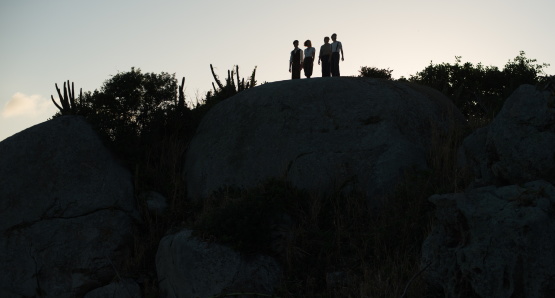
[236,66,242,91]
[51,80,82,115]
[247,66,257,89]
[210,64,224,90]
[178,76,186,113]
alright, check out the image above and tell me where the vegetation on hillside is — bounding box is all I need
[359,51,551,126]
[49,52,551,297]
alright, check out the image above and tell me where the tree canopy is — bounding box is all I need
[79,67,179,142]
[407,51,550,122]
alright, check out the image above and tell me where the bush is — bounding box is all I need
[408,51,550,124]
[358,66,394,80]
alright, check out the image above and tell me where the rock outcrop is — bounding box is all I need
[156,229,281,298]
[422,181,555,298]
[424,85,555,297]
[185,77,464,200]
[0,116,138,297]
[459,85,555,186]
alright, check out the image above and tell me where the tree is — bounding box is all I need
[501,51,549,96]
[79,67,179,143]
[408,52,550,122]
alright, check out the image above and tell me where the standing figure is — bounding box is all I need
[318,36,332,77]
[303,40,316,78]
[289,40,303,79]
[330,33,344,77]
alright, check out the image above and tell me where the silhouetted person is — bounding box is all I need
[303,40,316,78]
[330,33,344,77]
[318,36,332,77]
[289,40,303,79]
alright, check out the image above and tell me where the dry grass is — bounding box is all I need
[119,131,194,296]
[193,165,466,298]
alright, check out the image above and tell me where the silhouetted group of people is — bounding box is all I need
[289,33,344,79]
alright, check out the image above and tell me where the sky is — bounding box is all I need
[1,0,554,141]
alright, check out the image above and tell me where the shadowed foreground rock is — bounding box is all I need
[83,279,141,298]
[0,116,138,298]
[422,181,555,298]
[156,229,281,298]
[460,85,555,186]
[185,77,464,200]
[425,85,555,297]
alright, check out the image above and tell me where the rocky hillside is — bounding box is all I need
[1,78,554,297]
[423,85,555,297]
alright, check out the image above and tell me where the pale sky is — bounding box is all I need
[1,0,554,141]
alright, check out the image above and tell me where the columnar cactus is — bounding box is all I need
[209,64,257,95]
[178,76,186,113]
[51,80,82,115]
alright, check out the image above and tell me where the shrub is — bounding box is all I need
[358,66,394,80]
[409,51,550,125]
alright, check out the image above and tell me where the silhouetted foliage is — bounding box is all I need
[71,68,178,143]
[177,76,187,117]
[358,66,394,80]
[51,81,82,115]
[204,64,257,107]
[50,65,258,193]
[51,68,190,182]
[408,51,549,122]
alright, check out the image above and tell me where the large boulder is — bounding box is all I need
[459,85,555,186]
[185,77,463,199]
[156,229,281,298]
[422,180,555,297]
[0,116,138,297]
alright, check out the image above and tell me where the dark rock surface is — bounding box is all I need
[156,229,281,298]
[185,77,463,200]
[425,86,555,297]
[422,181,555,298]
[0,116,139,297]
[460,85,555,186]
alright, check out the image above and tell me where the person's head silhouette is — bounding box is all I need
[293,40,299,48]
[331,33,337,41]
[324,36,330,44]
[304,40,312,48]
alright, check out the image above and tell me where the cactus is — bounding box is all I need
[209,64,257,95]
[210,64,224,90]
[51,80,82,115]
[247,66,257,89]
[227,69,234,90]
[236,66,242,91]
[178,76,186,113]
